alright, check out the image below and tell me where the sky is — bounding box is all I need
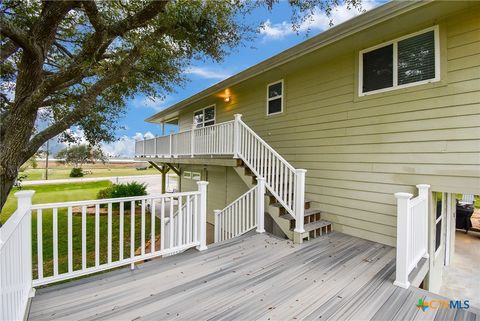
[93,1,383,158]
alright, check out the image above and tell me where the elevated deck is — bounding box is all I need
[29,232,478,321]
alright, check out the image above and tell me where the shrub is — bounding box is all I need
[69,168,84,177]
[97,182,148,209]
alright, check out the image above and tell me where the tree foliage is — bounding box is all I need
[56,144,106,167]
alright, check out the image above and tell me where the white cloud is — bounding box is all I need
[261,1,380,40]
[101,131,155,158]
[185,66,232,80]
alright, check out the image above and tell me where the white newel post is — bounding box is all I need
[197,181,208,251]
[169,133,173,158]
[256,177,265,233]
[233,114,242,158]
[14,190,36,297]
[214,209,221,243]
[294,169,307,233]
[416,184,430,259]
[191,124,196,157]
[394,192,413,289]
[154,136,158,157]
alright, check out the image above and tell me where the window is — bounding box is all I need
[359,26,439,95]
[183,171,191,179]
[191,172,201,181]
[193,105,215,128]
[267,80,283,115]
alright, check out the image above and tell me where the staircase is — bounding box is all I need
[234,160,332,243]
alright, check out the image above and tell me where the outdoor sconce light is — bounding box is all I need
[224,96,231,103]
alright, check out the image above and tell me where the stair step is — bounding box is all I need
[304,220,331,232]
[279,208,321,221]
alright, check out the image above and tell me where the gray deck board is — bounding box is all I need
[28,232,478,321]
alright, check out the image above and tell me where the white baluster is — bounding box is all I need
[294,169,307,234]
[233,114,242,158]
[416,184,430,259]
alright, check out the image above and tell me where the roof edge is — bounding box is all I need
[145,0,430,123]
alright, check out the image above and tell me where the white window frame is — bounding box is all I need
[193,105,216,128]
[191,172,201,181]
[358,25,440,96]
[266,79,284,116]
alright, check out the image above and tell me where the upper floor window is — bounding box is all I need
[267,80,283,115]
[193,105,215,128]
[359,26,439,96]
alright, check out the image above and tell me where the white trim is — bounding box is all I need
[266,79,284,116]
[183,171,191,179]
[358,25,440,96]
[434,192,444,257]
[193,105,216,128]
[191,172,201,181]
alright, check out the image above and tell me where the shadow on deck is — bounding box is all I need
[28,232,479,321]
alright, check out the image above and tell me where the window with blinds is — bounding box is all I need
[359,26,439,95]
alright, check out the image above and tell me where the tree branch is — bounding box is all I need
[108,1,169,35]
[82,1,106,32]
[0,40,19,63]
[27,45,143,156]
[0,19,39,56]
[53,41,74,58]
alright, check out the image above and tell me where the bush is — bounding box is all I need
[97,182,148,208]
[69,168,84,177]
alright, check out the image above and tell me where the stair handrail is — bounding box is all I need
[234,114,305,233]
[214,177,265,242]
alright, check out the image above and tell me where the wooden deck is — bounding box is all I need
[28,232,479,321]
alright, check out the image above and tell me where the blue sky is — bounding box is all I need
[100,0,383,157]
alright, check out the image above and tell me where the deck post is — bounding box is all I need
[233,114,242,158]
[256,177,265,233]
[416,184,430,259]
[214,210,221,242]
[197,181,209,251]
[154,136,157,157]
[169,133,173,158]
[14,190,35,297]
[294,169,307,234]
[393,192,413,289]
[191,124,195,158]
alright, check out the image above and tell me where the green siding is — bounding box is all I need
[179,165,249,224]
[174,8,480,246]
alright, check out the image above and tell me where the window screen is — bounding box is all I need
[267,81,283,115]
[362,44,393,93]
[360,28,438,95]
[398,31,435,85]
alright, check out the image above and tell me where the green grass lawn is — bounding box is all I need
[2,181,159,280]
[22,167,159,181]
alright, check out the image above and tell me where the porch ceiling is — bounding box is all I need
[28,232,479,320]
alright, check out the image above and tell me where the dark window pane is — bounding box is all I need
[398,31,435,85]
[362,44,393,93]
[268,98,282,114]
[204,120,215,127]
[193,111,203,125]
[204,107,215,121]
[435,220,442,251]
[268,82,282,98]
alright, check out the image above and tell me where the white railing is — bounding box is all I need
[393,184,430,289]
[135,115,306,233]
[0,191,35,321]
[214,178,265,243]
[30,182,208,286]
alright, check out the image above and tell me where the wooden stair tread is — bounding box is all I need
[279,208,321,221]
[300,220,332,232]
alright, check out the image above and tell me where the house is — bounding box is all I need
[2,1,479,320]
[136,0,479,296]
